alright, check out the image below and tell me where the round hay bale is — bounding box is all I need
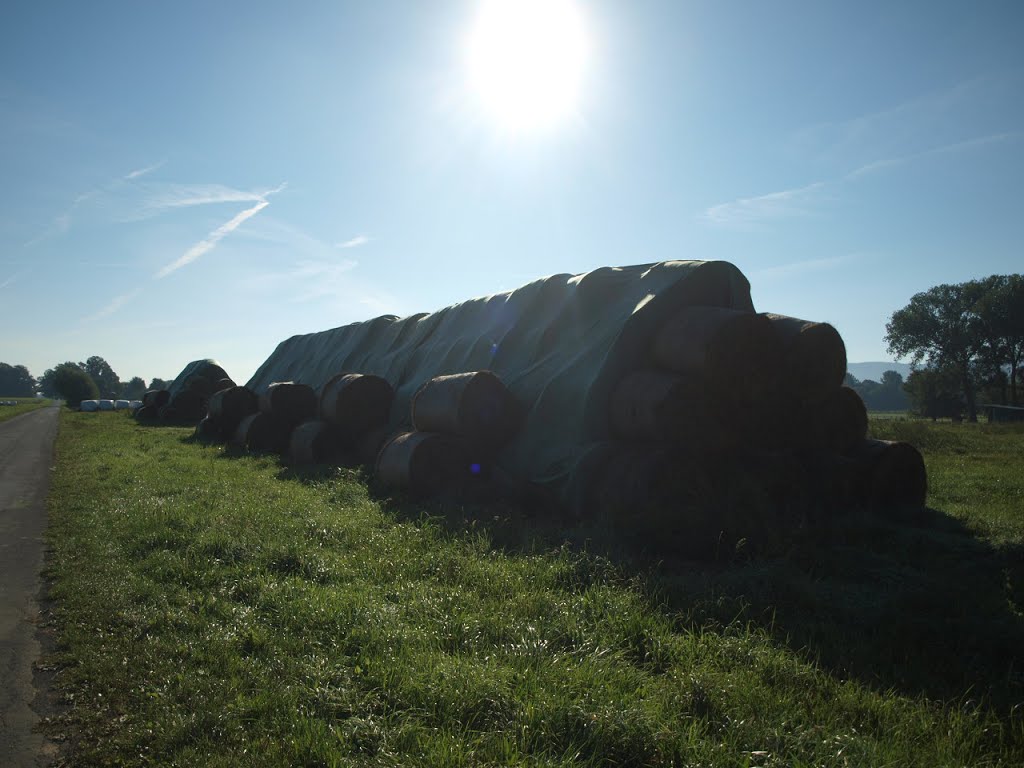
[762,313,846,400]
[259,382,318,429]
[208,386,258,435]
[852,439,927,510]
[608,369,733,449]
[411,371,520,450]
[288,420,343,464]
[212,377,236,393]
[143,389,171,408]
[820,386,868,454]
[355,425,392,467]
[135,404,158,420]
[232,412,290,454]
[194,415,225,443]
[319,373,394,435]
[652,307,782,403]
[375,431,475,497]
[169,389,206,422]
[80,400,99,412]
[184,374,213,398]
[158,404,178,422]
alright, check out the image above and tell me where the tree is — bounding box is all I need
[904,367,963,421]
[80,356,121,398]
[974,274,1024,405]
[149,378,171,391]
[123,376,147,400]
[885,280,989,422]
[0,362,36,396]
[52,363,99,407]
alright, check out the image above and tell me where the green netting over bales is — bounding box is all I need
[167,359,230,399]
[246,260,753,494]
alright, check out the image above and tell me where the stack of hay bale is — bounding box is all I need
[194,373,398,471]
[573,307,925,539]
[289,373,395,465]
[136,360,235,422]
[376,371,521,498]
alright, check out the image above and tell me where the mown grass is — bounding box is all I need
[45,412,1024,766]
[0,395,50,423]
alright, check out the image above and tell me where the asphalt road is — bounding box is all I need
[0,405,60,767]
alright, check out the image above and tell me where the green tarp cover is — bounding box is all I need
[247,260,753,493]
[167,359,230,399]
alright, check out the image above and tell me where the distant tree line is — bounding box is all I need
[843,370,909,412]
[0,356,170,407]
[885,273,1024,421]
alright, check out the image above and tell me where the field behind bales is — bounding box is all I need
[44,411,1024,766]
[0,396,51,424]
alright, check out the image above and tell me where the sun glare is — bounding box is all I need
[466,0,588,133]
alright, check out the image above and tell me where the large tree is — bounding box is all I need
[885,280,989,421]
[0,362,36,396]
[149,378,171,391]
[52,363,99,407]
[80,356,121,398]
[123,376,147,400]
[974,274,1024,405]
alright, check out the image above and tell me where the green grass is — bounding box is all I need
[0,395,50,423]
[44,412,1024,766]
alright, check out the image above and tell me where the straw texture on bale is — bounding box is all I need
[288,420,343,465]
[608,368,726,445]
[158,405,178,422]
[375,431,475,497]
[816,386,869,454]
[169,389,206,422]
[853,439,928,509]
[135,404,158,420]
[208,386,259,435]
[143,389,170,408]
[194,416,224,443]
[355,425,392,467]
[411,371,520,450]
[183,374,213,397]
[652,307,781,403]
[260,382,318,429]
[232,412,289,454]
[763,313,846,399]
[319,373,394,435]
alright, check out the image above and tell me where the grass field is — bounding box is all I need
[0,396,51,424]
[44,412,1024,766]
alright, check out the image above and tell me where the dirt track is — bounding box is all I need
[0,405,60,767]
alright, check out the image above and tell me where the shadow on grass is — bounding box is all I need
[181,429,1024,718]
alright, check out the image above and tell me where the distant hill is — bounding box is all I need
[847,361,913,382]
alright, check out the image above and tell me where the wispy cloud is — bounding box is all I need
[705,128,1020,228]
[337,234,371,249]
[124,160,166,181]
[752,253,865,279]
[155,198,271,279]
[846,131,1022,179]
[82,289,143,322]
[703,181,826,226]
[0,273,20,290]
[135,182,286,219]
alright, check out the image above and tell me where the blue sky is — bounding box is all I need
[2,1,1022,385]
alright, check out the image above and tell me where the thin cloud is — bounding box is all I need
[337,234,371,249]
[155,199,270,279]
[124,160,166,180]
[703,181,826,226]
[705,130,1019,227]
[846,132,1022,179]
[82,289,143,322]
[134,182,286,218]
[753,253,863,279]
[0,274,20,290]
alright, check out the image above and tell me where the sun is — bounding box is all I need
[465,0,589,133]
